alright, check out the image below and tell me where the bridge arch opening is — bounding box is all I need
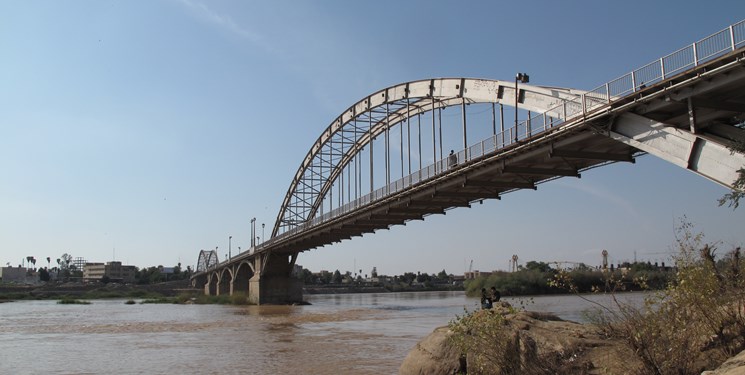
[232,261,254,296]
[207,272,219,296]
[217,268,232,296]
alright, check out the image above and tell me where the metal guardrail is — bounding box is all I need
[268,19,745,243]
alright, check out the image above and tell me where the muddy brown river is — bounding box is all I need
[0,291,645,374]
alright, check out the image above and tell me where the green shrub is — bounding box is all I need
[577,221,745,375]
[57,298,90,305]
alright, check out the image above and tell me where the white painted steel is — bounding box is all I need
[611,113,745,189]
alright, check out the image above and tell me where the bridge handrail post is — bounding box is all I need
[563,101,567,120]
[660,57,666,80]
[692,42,699,66]
[543,112,547,131]
[581,94,587,116]
[605,83,610,103]
[730,25,736,51]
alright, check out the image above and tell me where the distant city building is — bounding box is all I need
[292,264,303,277]
[0,266,37,284]
[464,270,492,280]
[83,261,136,283]
[72,257,87,272]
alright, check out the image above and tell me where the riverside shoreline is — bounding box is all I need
[0,281,462,301]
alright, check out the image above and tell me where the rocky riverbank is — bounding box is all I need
[399,301,745,375]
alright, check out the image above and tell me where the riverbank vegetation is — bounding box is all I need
[450,222,745,374]
[464,260,672,297]
[297,267,461,291]
[0,280,193,302]
[57,298,90,305]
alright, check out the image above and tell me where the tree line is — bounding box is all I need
[465,260,673,297]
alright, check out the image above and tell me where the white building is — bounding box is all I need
[83,261,136,283]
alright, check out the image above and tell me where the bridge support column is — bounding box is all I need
[248,252,302,305]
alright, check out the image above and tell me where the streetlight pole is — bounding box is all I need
[514,72,529,143]
[228,236,232,259]
[262,223,265,243]
[250,218,256,248]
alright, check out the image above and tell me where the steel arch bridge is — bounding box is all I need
[271,78,586,237]
[192,19,745,304]
[196,249,219,272]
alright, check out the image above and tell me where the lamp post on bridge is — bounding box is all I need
[250,217,256,248]
[514,72,529,143]
[262,223,265,243]
[228,235,232,260]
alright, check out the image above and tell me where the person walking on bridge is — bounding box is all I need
[448,150,458,169]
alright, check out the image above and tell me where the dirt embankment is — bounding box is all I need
[0,279,196,299]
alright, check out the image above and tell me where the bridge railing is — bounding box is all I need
[582,19,745,105]
[273,19,745,241]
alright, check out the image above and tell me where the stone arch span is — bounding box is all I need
[207,271,219,296]
[217,268,232,296]
[232,261,254,296]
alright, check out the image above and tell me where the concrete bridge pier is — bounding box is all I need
[191,273,207,291]
[248,251,302,305]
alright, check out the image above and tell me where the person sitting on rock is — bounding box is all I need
[490,287,501,303]
[480,288,492,309]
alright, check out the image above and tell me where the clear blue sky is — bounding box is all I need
[2,1,744,275]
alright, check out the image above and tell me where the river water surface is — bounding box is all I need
[0,291,645,374]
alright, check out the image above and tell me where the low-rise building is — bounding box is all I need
[0,266,35,284]
[83,261,136,283]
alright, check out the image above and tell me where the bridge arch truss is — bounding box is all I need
[196,249,219,272]
[273,78,586,237]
